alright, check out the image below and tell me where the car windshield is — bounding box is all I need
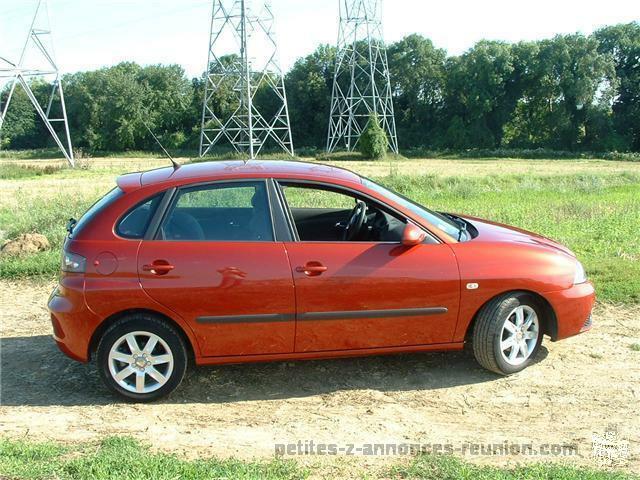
[362,178,463,240]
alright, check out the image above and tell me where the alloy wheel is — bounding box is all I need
[108,331,174,394]
[499,305,539,366]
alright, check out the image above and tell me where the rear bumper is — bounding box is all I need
[47,277,97,363]
[545,281,596,340]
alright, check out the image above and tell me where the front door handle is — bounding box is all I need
[143,260,175,276]
[296,262,328,277]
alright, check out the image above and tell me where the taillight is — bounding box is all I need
[61,251,86,273]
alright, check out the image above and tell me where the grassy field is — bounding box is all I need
[0,436,636,480]
[1,156,639,303]
[1,156,639,478]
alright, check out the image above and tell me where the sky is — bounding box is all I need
[0,0,639,79]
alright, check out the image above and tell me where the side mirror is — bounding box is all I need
[402,222,427,246]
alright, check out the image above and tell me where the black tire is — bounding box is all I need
[472,292,544,375]
[96,313,188,402]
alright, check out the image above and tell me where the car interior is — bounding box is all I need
[159,182,274,242]
[281,184,406,242]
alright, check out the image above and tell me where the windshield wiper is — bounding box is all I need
[441,213,468,241]
[456,220,468,241]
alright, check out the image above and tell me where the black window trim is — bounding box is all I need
[150,179,278,243]
[273,179,441,245]
[144,188,176,240]
[266,178,294,242]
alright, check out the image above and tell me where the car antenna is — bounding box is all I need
[143,121,180,170]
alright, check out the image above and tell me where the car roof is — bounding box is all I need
[129,160,362,190]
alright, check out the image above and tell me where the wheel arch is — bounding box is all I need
[88,308,196,362]
[464,290,558,343]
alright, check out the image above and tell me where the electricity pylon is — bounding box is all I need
[327,0,398,153]
[0,0,74,166]
[199,0,293,159]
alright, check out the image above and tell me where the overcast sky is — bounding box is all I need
[1,0,639,78]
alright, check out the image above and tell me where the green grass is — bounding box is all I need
[0,436,304,480]
[0,436,636,480]
[389,453,637,479]
[0,162,67,180]
[0,189,105,277]
[630,343,640,352]
[0,148,68,160]
[1,168,639,303]
[401,147,640,162]
[316,150,407,162]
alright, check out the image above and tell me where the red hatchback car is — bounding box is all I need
[49,160,595,401]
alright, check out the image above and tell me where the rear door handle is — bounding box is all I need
[143,261,175,276]
[296,262,328,277]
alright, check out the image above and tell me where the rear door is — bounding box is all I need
[278,182,461,352]
[138,180,296,357]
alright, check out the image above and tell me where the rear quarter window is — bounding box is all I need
[71,188,123,238]
[116,194,164,239]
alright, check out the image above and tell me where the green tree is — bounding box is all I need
[0,84,41,149]
[442,41,515,148]
[359,113,388,159]
[387,34,447,148]
[1,24,639,154]
[503,34,617,150]
[285,45,336,149]
[595,22,640,150]
[64,62,195,151]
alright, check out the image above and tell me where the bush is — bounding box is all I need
[401,147,640,161]
[359,113,388,160]
[0,163,66,180]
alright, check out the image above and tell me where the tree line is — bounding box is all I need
[1,22,638,153]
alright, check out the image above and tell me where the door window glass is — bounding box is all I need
[160,182,273,241]
[279,183,405,242]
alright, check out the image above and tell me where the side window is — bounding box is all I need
[160,181,273,242]
[279,183,405,242]
[116,194,163,239]
[284,187,354,210]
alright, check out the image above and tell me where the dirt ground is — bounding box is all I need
[0,279,639,474]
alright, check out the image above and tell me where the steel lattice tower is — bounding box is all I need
[327,0,398,153]
[199,0,293,159]
[0,0,74,166]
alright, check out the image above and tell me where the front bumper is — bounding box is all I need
[545,281,596,340]
[48,276,97,362]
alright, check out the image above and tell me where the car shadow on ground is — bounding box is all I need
[0,335,548,407]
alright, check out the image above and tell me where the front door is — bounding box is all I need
[278,182,460,352]
[138,180,296,357]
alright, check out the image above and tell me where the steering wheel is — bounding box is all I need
[342,201,367,241]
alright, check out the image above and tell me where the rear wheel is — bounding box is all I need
[472,293,543,375]
[96,314,187,402]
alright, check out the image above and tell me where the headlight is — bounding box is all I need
[574,261,587,284]
[62,251,86,273]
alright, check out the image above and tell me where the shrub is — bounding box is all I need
[0,163,66,180]
[359,113,388,160]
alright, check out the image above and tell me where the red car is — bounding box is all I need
[49,160,595,401]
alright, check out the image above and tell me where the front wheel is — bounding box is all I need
[96,314,188,402]
[472,293,543,375]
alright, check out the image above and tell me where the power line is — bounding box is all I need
[52,1,210,42]
[0,0,74,21]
